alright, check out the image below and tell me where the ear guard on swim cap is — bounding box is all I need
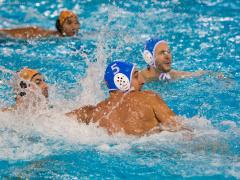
[104,61,134,92]
[18,81,28,96]
[143,38,166,67]
[16,68,39,97]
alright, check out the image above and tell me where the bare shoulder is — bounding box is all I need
[11,26,43,32]
[18,26,56,35]
[128,90,159,100]
[142,90,159,98]
[95,98,109,108]
[27,26,42,30]
[27,26,49,33]
[142,90,157,95]
[141,91,166,104]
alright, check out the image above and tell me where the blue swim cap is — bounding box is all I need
[104,61,135,92]
[143,38,165,67]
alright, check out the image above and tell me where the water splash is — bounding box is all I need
[0,0,239,178]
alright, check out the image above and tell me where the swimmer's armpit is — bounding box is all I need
[150,93,182,132]
[66,105,95,124]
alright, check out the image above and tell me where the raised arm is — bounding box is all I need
[66,105,95,124]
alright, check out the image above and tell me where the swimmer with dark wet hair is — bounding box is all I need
[67,61,186,136]
[140,38,206,82]
[0,10,80,39]
[2,68,49,112]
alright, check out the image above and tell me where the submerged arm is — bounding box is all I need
[0,27,59,38]
[169,69,206,80]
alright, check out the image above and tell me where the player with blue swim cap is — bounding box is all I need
[143,38,166,67]
[140,38,206,82]
[67,60,189,136]
[104,61,135,92]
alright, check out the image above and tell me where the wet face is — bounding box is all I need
[31,74,49,98]
[154,42,172,72]
[131,68,145,91]
[61,16,80,36]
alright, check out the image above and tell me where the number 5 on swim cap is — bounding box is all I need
[111,63,120,75]
[104,61,134,92]
[111,63,130,91]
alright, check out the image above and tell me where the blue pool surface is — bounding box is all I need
[0,0,240,179]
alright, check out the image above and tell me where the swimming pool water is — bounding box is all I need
[0,0,240,179]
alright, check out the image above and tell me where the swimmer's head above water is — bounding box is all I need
[1,68,49,112]
[67,61,182,135]
[143,38,172,73]
[104,61,144,92]
[0,10,80,38]
[16,68,48,99]
[55,10,80,36]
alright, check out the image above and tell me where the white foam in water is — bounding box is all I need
[220,120,237,128]
[0,21,238,166]
[75,6,129,106]
[1,92,228,161]
[0,109,119,160]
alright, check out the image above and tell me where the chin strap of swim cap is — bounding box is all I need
[159,72,171,81]
[143,38,166,68]
[104,61,135,92]
[59,10,77,26]
[17,68,39,97]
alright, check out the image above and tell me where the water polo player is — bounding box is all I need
[2,68,48,112]
[0,10,80,38]
[67,61,184,136]
[140,38,206,82]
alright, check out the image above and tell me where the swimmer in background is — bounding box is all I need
[140,38,206,82]
[66,61,188,136]
[1,68,49,112]
[0,10,80,39]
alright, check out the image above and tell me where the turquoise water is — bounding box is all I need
[0,0,240,179]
